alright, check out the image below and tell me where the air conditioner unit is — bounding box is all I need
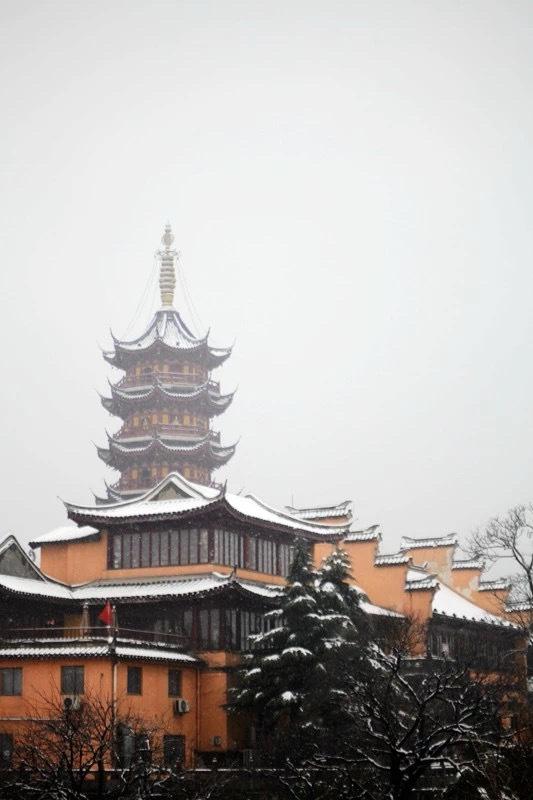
[63,696,82,711]
[173,698,190,715]
[211,736,222,747]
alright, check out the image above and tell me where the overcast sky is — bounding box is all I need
[1,1,532,556]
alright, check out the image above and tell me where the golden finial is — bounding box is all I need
[159,223,177,307]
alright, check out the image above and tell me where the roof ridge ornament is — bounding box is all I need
[158,223,178,308]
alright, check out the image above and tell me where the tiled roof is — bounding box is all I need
[0,639,199,663]
[64,472,349,536]
[344,525,381,543]
[284,501,352,521]
[0,571,280,604]
[374,553,410,566]
[31,525,100,547]
[400,534,458,550]
[452,558,485,570]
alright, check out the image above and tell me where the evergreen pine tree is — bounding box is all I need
[230,541,372,762]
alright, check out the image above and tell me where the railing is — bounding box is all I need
[115,425,220,443]
[0,626,190,649]
[117,372,210,389]
[117,423,211,439]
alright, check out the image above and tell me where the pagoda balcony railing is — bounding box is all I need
[116,425,220,442]
[117,372,213,390]
[0,626,190,650]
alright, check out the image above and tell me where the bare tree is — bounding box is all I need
[469,504,533,629]
[270,620,516,800]
[0,690,226,800]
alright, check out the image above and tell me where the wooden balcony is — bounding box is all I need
[117,422,214,438]
[0,626,190,650]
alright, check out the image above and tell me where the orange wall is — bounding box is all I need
[39,534,285,587]
[403,545,455,579]
[0,658,200,766]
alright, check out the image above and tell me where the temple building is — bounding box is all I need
[0,223,526,775]
[98,225,236,500]
[0,473,523,769]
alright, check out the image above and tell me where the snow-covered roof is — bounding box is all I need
[103,309,231,368]
[0,569,280,603]
[478,579,510,592]
[400,534,458,551]
[374,553,411,566]
[405,568,439,591]
[0,639,199,663]
[284,501,352,522]
[98,434,237,467]
[0,574,72,600]
[31,525,100,547]
[432,583,514,627]
[360,600,403,618]
[102,380,235,415]
[452,558,485,570]
[111,309,206,352]
[344,525,381,543]
[65,472,349,537]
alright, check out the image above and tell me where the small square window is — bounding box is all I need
[0,668,22,696]
[127,666,142,695]
[163,734,185,767]
[61,666,84,695]
[0,734,13,767]
[168,669,182,697]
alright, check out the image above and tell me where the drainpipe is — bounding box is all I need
[109,606,118,767]
[195,665,201,767]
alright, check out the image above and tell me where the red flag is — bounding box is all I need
[98,601,113,626]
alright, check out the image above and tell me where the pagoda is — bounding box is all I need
[97,225,236,501]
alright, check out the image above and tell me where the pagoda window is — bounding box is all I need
[133,417,139,428]
[162,413,169,424]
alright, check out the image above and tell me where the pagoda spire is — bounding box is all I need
[158,223,177,307]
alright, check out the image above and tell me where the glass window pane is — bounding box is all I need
[210,608,220,649]
[141,535,150,567]
[189,529,198,563]
[160,531,169,566]
[246,537,256,570]
[199,529,208,563]
[112,535,122,569]
[150,531,160,566]
[170,530,180,565]
[123,533,132,569]
[131,533,141,568]
[199,609,209,648]
[168,669,182,696]
[127,667,142,695]
[180,530,189,565]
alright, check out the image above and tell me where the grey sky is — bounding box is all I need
[1,1,532,555]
